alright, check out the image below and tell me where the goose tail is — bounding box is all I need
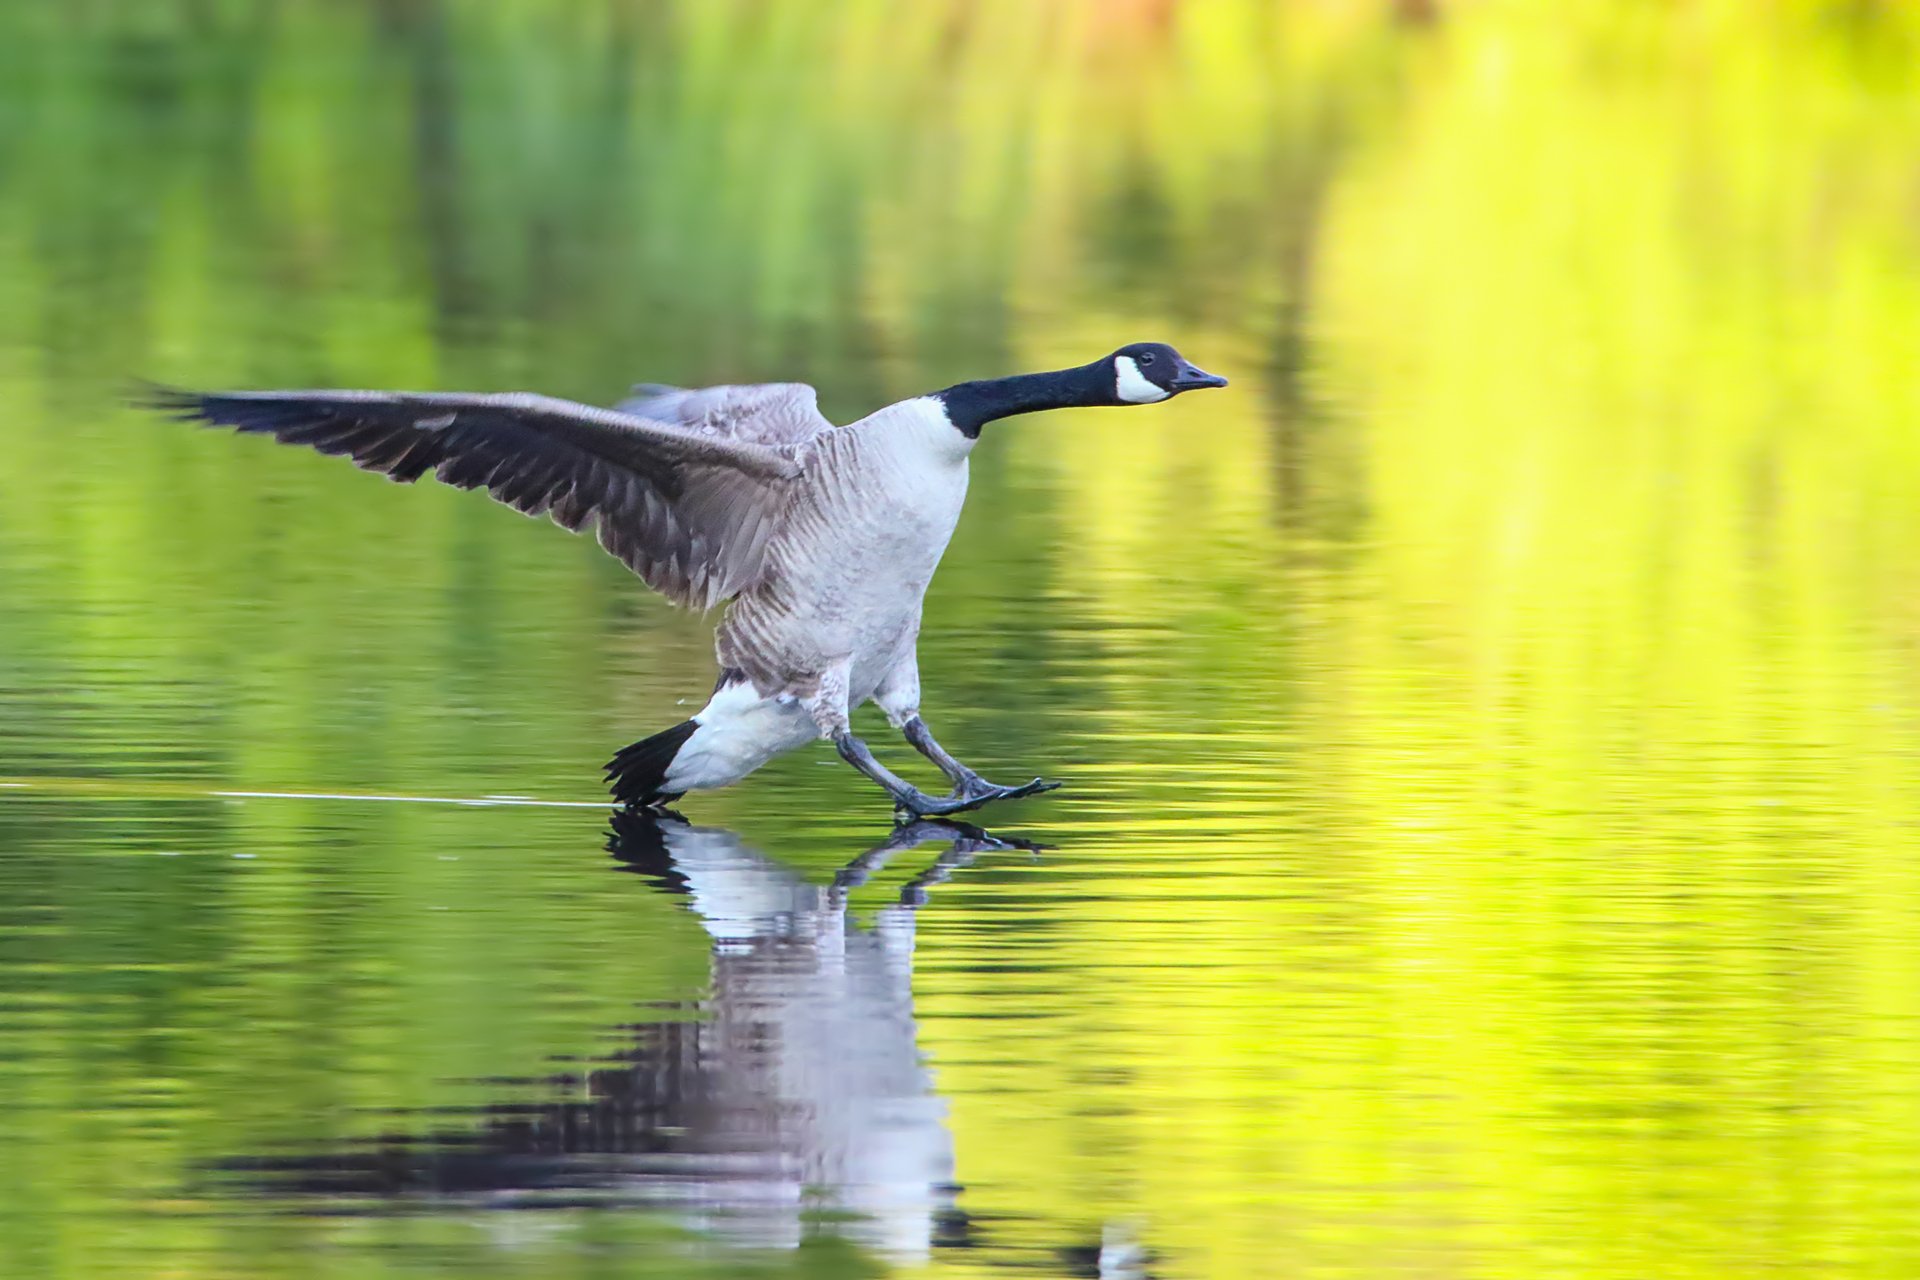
[605,720,700,809]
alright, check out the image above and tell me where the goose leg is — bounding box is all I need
[900,716,977,787]
[813,659,1059,820]
[832,732,954,817]
[804,663,960,818]
[902,715,1060,807]
[869,653,1058,813]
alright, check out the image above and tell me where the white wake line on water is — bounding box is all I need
[212,789,609,809]
[0,777,608,808]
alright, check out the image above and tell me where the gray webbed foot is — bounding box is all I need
[834,728,1059,822]
[892,776,1062,821]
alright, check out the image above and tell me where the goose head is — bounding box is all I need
[1107,342,1229,404]
[935,343,1228,436]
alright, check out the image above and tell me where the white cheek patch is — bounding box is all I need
[1114,356,1171,404]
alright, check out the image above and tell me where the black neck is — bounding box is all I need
[936,362,1114,438]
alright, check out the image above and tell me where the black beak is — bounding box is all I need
[1169,361,1229,392]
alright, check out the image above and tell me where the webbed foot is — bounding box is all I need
[892,776,1061,821]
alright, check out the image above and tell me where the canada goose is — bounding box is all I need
[146,343,1227,816]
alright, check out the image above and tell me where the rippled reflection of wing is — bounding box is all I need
[615,381,834,448]
[145,387,804,610]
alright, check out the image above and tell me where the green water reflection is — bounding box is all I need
[4,3,1920,1278]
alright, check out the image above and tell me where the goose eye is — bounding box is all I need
[1139,353,1156,366]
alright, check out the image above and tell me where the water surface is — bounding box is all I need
[5,5,1920,1278]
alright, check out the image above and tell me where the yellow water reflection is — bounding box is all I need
[926,6,1920,1279]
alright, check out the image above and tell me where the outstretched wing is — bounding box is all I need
[145,387,805,610]
[614,382,834,449]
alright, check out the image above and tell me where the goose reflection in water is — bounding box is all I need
[221,812,1040,1262]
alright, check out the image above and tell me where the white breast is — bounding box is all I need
[719,398,973,692]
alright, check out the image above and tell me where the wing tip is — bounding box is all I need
[129,380,210,420]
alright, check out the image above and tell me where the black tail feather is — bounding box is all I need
[605,720,699,808]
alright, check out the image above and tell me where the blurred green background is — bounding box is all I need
[4,1,1920,1277]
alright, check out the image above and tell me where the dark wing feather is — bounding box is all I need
[144,386,803,610]
[614,382,834,448]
